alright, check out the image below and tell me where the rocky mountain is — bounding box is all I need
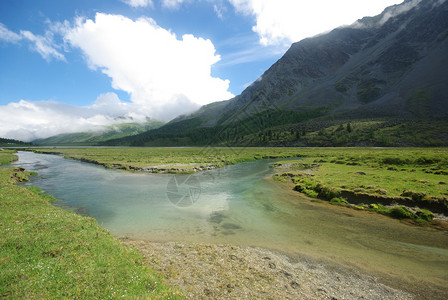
[107,0,448,147]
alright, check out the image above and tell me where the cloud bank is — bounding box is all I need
[64,13,233,120]
[1,13,234,141]
[228,0,404,46]
[0,93,149,141]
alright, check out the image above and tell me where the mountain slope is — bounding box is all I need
[0,138,31,147]
[34,121,164,146]
[108,0,448,147]
[209,0,448,123]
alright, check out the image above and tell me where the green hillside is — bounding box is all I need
[0,138,31,147]
[34,121,164,146]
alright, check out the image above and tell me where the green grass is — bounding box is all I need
[30,147,304,173]
[306,159,447,199]
[0,150,182,299]
[273,147,448,223]
[0,149,18,165]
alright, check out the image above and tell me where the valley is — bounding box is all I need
[2,0,448,298]
[4,147,448,299]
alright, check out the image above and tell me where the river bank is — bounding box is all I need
[0,150,180,299]
[122,238,419,299]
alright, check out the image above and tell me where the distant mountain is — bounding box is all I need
[34,121,164,146]
[107,0,448,147]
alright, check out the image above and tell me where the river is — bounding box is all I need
[12,151,448,296]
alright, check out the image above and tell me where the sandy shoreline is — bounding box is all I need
[121,238,415,300]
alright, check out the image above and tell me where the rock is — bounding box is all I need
[203,288,212,296]
[229,254,238,261]
[280,270,292,278]
[318,288,327,294]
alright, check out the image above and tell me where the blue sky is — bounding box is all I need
[0,0,403,141]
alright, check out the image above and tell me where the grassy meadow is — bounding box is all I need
[273,148,448,224]
[0,149,182,299]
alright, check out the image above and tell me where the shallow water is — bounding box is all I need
[13,151,448,296]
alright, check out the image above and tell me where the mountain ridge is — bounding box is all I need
[91,0,448,146]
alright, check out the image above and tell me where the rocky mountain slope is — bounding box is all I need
[107,0,448,147]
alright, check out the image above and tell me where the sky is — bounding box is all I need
[0,0,404,141]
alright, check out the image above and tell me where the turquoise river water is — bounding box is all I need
[12,151,448,297]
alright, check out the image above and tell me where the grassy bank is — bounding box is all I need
[273,148,448,225]
[30,147,303,173]
[0,150,181,299]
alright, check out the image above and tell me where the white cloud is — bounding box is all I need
[0,22,65,61]
[64,13,233,121]
[161,0,189,9]
[0,23,22,43]
[0,93,152,141]
[213,4,226,19]
[20,30,66,62]
[122,0,154,8]
[228,0,404,46]
[377,0,421,25]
